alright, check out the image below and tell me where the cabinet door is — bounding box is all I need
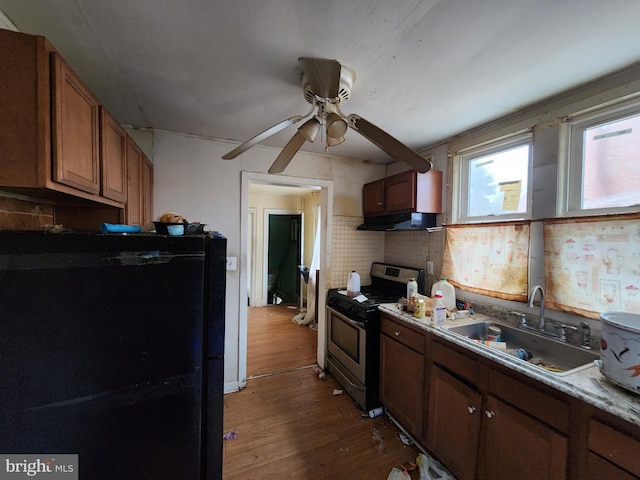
[141,156,154,225]
[588,418,640,477]
[51,53,100,195]
[379,332,424,439]
[100,107,127,203]
[363,179,385,215]
[480,395,567,480]
[126,138,143,226]
[427,365,481,480]
[385,170,416,213]
[585,453,638,480]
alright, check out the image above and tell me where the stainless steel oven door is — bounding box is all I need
[326,306,366,384]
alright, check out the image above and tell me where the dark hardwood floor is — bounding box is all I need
[222,304,421,479]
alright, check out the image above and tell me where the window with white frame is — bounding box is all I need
[456,133,533,223]
[564,97,640,215]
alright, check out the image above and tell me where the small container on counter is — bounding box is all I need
[407,277,418,299]
[414,298,426,318]
[433,291,446,325]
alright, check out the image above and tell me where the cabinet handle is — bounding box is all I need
[394,331,401,336]
[485,410,495,418]
[467,406,476,414]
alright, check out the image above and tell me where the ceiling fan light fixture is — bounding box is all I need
[298,117,321,142]
[326,113,348,138]
[326,135,345,147]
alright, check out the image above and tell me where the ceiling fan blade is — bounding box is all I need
[268,131,306,174]
[347,114,433,173]
[222,115,305,160]
[299,57,342,100]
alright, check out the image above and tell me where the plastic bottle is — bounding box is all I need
[432,277,456,311]
[433,291,446,325]
[407,277,418,299]
[347,270,360,297]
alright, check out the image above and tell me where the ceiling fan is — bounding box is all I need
[222,57,433,174]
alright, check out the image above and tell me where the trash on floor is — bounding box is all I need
[372,428,386,454]
[386,467,411,480]
[223,429,237,440]
[398,431,413,446]
[333,389,343,395]
[313,364,326,380]
[368,406,386,418]
[401,462,417,473]
[416,453,455,480]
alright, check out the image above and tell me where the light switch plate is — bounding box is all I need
[226,256,237,271]
[427,260,434,275]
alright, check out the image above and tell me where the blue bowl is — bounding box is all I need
[166,224,184,236]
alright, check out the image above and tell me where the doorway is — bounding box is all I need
[240,172,334,390]
[266,213,302,305]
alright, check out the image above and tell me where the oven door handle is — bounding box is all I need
[345,317,366,329]
[327,306,365,329]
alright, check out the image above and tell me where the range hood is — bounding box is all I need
[357,212,437,231]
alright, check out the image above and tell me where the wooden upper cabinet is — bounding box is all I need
[100,107,128,203]
[362,179,385,215]
[51,53,100,195]
[0,29,124,208]
[126,137,153,226]
[126,138,143,226]
[385,170,416,212]
[141,155,154,224]
[362,169,442,216]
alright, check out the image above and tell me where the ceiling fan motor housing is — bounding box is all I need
[301,64,354,105]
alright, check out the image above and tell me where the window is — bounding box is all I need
[565,98,640,215]
[456,133,532,223]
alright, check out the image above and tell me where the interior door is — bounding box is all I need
[267,213,302,304]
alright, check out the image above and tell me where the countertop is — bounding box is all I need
[378,303,640,427]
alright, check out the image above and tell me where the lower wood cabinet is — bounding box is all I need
[586,417,640,479]
[379,314,426,440]
[427,339,569,480]
[427,364,481,480]
[380,318,640,480]
[479,394,567,480]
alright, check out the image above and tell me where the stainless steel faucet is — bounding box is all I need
[580,322,591,349]
[527,285,545,331]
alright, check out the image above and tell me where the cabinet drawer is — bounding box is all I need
[488,369,569,434]
[430,338,479,385]
[380,316,425,353]
[588,418,640,476]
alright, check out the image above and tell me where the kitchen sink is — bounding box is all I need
[442,320,599,376]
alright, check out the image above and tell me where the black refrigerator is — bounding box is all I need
[0,230,226,480]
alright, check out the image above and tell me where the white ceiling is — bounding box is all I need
[2,0,640,166]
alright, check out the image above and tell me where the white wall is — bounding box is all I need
[152,130,385,392]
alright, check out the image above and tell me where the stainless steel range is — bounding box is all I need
[326,262,425,410]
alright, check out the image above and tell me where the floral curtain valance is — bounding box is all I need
[442,222,530,302]
[544,214,640,320]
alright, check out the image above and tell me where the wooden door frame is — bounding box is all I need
[240,171,333,389]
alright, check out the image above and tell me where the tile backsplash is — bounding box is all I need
[330,215,445,293]
[330,216,384,288]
